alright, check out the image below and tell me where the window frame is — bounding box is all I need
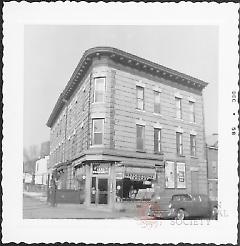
[189,101,196,123]
[176,132,183,156]
[154,90,161,114]
[136,124,145,151]
[136,86,144,110]
[92,118,104,146]
[93,77,106,103]
[154,128,162,153]
[165,161,175,188]
[176,162,186,189]
[175,97,182,119]
[190,134,197,157]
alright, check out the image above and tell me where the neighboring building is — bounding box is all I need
[206,133,218,201]
[35,155,49,185]
[23,159,37,184]
[40,141,50,158]
[46,47,208,209]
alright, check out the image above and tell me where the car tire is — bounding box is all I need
[211,206,218,220]
[176,209,185,220]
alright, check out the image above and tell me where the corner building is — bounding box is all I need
[47,47,208,210]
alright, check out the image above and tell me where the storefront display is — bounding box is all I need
[176,162,186,188]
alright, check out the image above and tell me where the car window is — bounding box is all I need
[182,195,192,201]
[172,195,181,201]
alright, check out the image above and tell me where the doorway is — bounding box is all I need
[91,177,109,205]
[191,171,199,194]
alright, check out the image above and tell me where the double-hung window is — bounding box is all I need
[136,86,144,110]
[94,77,105,103]
[92,119,104,145]
[154,128,162,153]
[136,124,145,151]
[190,134,196,157]
[176,132,183,156]
[154,91,161,114]
[189,101,195,122]
[175,97,182,119]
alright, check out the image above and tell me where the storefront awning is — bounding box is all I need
[54,161,71,172]
[116,164,156,181]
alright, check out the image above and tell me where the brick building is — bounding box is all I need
[206,133,218,201]
[46,47,208,209]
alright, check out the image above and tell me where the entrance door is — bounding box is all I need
[191,171,199,194]
[91,177,109,205]
[97,178,108,204]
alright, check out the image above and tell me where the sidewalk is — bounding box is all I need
[23,191,141,219]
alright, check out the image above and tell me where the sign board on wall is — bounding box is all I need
[176,162,186,188]
[165,161,175,188]
[92,163,110,174]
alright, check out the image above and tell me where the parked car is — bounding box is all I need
[147,193,218,220]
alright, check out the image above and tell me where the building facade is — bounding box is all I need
[47,47,208,209]
[35,155,49,186]
[206,134,218,201]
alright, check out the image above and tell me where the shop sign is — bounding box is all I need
[92,163,110,174]
[125,172,155,181]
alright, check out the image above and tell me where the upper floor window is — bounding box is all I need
[136,86,144,110]
[92,118,104,145]
[154,91,161,114]
[176,132,183,156]
[190,134,197,157]
[189,101,195,122]
[154,128,162,153]
[136,124,145,151]
[94,77,105,103]
[175,97,182,119]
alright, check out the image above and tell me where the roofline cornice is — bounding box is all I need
[46,46,208,127]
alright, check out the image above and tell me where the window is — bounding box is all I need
[136,124,145,151]
[175,97,182,119]
[154,91,161,114]
[92,119,104,145]
[165,161,175,188]
[190,134,197,157]
[136,86,144,110]
[189,101,195,122]
[94,77,105,103]
[176,162,186,188]
[176,132,183,156]
[154,128,162,153]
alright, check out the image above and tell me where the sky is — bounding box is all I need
[24,25,218,149]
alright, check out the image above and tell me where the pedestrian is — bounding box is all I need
[50,175,57,207]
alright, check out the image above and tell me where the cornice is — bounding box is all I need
[46,46,208,128]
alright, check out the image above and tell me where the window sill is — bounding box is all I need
[136,150,146,153]
[154,151,164,155]
[189,121,197,124]
[177,155,185,158]
[92,102,105,105]
[190,156,198,159]
[90,144,104,148]
[153,113,162,117]
[136,109,146,113]
[175,118,184,121]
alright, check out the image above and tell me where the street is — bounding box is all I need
[23,193,140,219]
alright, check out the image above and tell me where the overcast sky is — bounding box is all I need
[24,25,218,149]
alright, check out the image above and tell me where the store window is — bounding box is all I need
[154,90,161,114]
[176,132,183,156]
[176,162,186,188]
[165,161,175,188]
[94,77,105,103]
[175,97,182,119]
[190,134,197,157]
[136,86,144,110]
[189,101,195,122]
[92,119,104,145]
[154,128,162,153]
[136,124,145,151]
